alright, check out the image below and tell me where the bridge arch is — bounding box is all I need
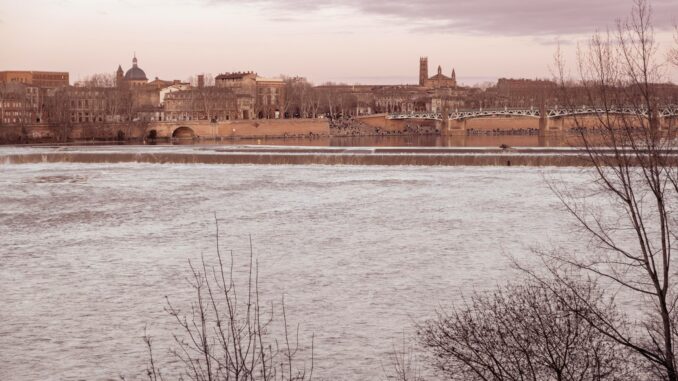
[172,126,195,139]
[147,129,158,140]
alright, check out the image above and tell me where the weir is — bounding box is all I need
[5,146,678,167]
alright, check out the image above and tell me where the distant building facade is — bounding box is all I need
[215,71,286,118]
[163,87,254,121]
[0,71,69,89]
[159,82,191,106]
[46,86,134,125]
[0,82,47,126]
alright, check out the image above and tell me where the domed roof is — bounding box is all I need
[124,55,148,81]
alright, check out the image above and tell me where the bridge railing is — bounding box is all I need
[386,105,678,120]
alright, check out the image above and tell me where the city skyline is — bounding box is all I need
[2,0,677,85]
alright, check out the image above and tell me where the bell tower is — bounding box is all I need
[116,65,124,87]
[419,57,428,86]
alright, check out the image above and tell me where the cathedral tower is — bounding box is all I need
[419,57,428,86]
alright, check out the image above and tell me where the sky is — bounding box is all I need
[0,0,677,85]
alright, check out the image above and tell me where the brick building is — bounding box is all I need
[45,86,134,125]
[0,71,69,88]
[0,82,45,125]
[419,57,457,89]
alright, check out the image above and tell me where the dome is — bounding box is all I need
[124,66,147,81]
[124,55,148,81]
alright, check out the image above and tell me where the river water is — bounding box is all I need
[0,159,591,380]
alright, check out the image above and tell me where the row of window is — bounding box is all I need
[69,99,109,109]
[1,111,26,116]
[33,74,68,80]
[70,112,109,123]
[165,111,249,121]
[1,101,24,108]
[1,117,27,124]
[257,88,279,94]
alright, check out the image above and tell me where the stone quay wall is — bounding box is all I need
[0,119,330,144]
[149,119,329,139]
[0,123,149,144]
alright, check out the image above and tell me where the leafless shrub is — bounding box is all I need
[418,277,637,381]
[143,217,314,381]
[382,334,424,381]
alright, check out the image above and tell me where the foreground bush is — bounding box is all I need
[418,278,638,381]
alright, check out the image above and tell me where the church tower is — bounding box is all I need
[451,68,457,87]
[116,65,124,87]
[419,57,428,86]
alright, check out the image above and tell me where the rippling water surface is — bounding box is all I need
[0,162,589,380]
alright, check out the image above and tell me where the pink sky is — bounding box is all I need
[0,0,676,85]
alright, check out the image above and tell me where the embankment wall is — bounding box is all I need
[149,119,329,139]
[0,119,330,144]
[0,123,149,144]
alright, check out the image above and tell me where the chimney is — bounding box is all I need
[198,74,205,88]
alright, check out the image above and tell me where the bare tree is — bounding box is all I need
[306,88,321,119]
[75,73,116,88]
[281,76,315,118]
[204,74,215,87]
[542,1,678,380]
[143,218,314,381]
[668,25,678,69]
[419,277,636,381]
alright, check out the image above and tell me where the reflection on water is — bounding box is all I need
[332,134,571,148]
[138,134,574,148]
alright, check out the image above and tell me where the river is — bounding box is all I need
[0,158,591,380]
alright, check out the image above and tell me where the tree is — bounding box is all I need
[281,76,315,118]
[671,25,678,67]
[419,278,636,381]
[142,219,314,381]
[306,87,321,119]
[541,1,678,379]
[75,73,116,88]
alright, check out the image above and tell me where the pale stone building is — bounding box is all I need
[163,87,254,121]
[215,71,286,118]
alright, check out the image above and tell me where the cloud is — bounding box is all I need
[208,0,678,35]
